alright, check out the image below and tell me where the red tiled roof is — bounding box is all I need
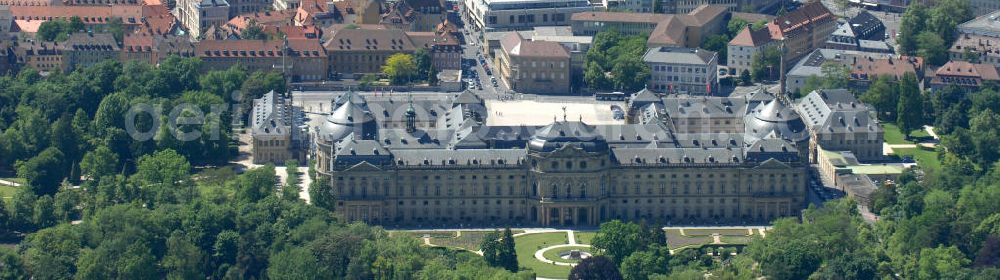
[728,25,773,47]
[768,1,834,39]
[9,5,143,24]
[197,38,326,58]
[500,32,569,58]
[935,60,1000,80]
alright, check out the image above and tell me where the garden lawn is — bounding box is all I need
[683,228,753,236]
[431,231,490,251]
[894,147,941,171]
[665,229,712,250]
[883,123,933,144]
[515,232,570,278]
[541,245,591,264]
[882,123,914,144]
[720,236,754,244]
[0,184,16,203]
[575,231,596,245]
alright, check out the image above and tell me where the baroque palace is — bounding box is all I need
[312,89,811,227]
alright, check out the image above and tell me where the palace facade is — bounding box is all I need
[313,89,809,227]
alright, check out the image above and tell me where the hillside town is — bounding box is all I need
[1,0,999,279]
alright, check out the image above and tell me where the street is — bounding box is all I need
[456,6,515,101]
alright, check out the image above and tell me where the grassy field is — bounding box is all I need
[665,229,713,250]
[0,184,17,203]
[894,147,941,171]
[575,231,596,245]
[541,245,592,264]
[430,231,497,251]
[515,232,571,278]
[883,123,933,144]
[719,236,755,244]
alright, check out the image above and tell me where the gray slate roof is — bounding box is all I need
[643,47,716,65]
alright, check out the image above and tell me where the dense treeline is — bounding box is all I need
[0,57,529,279]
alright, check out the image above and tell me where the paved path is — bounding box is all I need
[0,179,21,187]
[534,243,592,267]
[924,125,940,140]
[296,166,312,204]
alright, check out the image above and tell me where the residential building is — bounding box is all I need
[250,90,307,164]
[122,33,197,65]
[196,38,328,81]
[929,60,1000,92]
[794,89,883,162]
[354,0,384,25]
[410,31,462,70]
[177,0,231,39]
[8,5,144,31]
[463,0,592,32]
[0,41,15,76]
[764,1,836,62]
[958,10,1000,38]
[59,32,120,71]
[314,89,807,226]
[603,0,655,13]
[16,32,120,73]
[570,5,728,48]
[786,49,923,94]
[381,0,447,32]
[969,0,1000,17]
[950,34,1000,64]
[495,32,571,94]
[530,26,592,85]
[323,24,461,75]
[644,47,718,95]
[848,11,885,41]
[229,0,273,15]
[570,12,668,36]
[727,2,835,77]
[296,0,350,27]
[658,0,782,14]
[220,9,299,38]
[65,0,140,4]
[275,0,302,10]
[825,21,892,53]
[727,25,773,75]
[0,6,11,40]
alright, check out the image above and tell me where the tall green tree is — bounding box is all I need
[916,32,948,66]
[570,255,622,280]
[481,230,501,267]
[592,220,648,264]
[498,228,518,272]
[896,73,924,138]
[0,247,27,280]
[16,147,65,195]
[751,46,781,82]
[382,53,418,85]
[897,4,928,55]
[267,247,323,280]
[80,145,119,182]
[861,75,900,120]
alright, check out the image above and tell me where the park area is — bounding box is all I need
[392,227,765,279]
[881,123,942,171]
